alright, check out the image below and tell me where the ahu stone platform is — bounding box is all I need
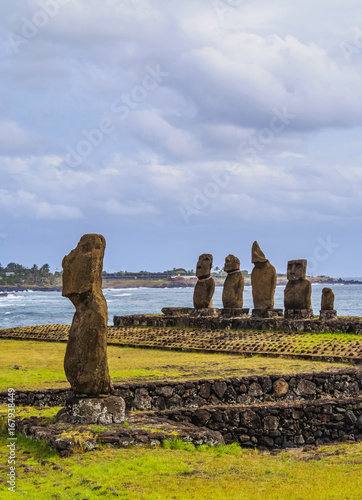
[113,312,362,335]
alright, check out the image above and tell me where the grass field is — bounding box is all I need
[0,339,352,391]
[0,334,361,499]
[0,432,361,499]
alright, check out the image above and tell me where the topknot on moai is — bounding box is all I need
[320,287,337,320]
[284,259,313,319]
[222,254,244,309]
[251,241,277,311]
[193,253,215,309]
[62,233,113,396]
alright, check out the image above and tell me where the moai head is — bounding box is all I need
[224,254,240,273]
[196,254,213,278]
[252,241,268,268]
[287,259,307,282]
[62,234,105,300]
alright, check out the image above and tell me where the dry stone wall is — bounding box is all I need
[156,397,362,449]
[2,369,361,411]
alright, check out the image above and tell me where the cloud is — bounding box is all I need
[0,1,362,274]
[0,120,40,154]
[104,198,159,216]
[0,189,83,219]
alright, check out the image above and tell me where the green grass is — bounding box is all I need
[0,339,351,391]
[0,433,361,499]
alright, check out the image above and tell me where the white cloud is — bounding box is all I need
[0,189,83,219]
[104,198,159,215]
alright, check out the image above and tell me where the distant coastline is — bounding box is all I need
[1,276,361,293]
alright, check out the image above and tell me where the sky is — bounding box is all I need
[0,0,362,276]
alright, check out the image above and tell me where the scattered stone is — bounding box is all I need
[222,254,244,308]
[62,233,112,395]
[193,254,215,309]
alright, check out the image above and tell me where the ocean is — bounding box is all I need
[1,283,362,329]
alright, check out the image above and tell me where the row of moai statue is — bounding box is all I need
[193,241,337,320]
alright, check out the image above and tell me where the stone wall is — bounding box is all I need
[2,368,360,411]
[113,314,362,335]
[155,397,362,449]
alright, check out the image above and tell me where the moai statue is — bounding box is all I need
[284,259,313,319]
[193,254,215,312]
[222,254,244,308]
[62,234,112,395]
[320,287,337,320]
[251,241,281,318]
[57,234,125,425]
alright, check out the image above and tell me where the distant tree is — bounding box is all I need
[6,262,25,271]
[40,264,50,276]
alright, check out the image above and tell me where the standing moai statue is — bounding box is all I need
[62,234,113,395]
[221,255,248,316]
[284,259,313,319]
[193,254,216,313]
[320,287,337,320]
[251,241,281,318]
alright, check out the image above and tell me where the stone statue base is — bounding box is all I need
[191,308,219,317]
[161,307,194,316]
[56,395,126,425]
[284,309,314,320]
[251,309,283,319]
[219,308,249,318]
[320,310,337,320]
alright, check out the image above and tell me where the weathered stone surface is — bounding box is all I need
[222,255,244,308]
[190,308,218,317]
[284,259,312,314]
[161,307,194,316]
[263,416,279,431]
[251,242,276,310]
[285,309,314,320]
[296,379,317,396]
[251,309,283,319]
[357,415,362,431]
[320,310,337,320]
[240,409,261,428]
[213,381,227,399]
[193,254,215,309]
[273,379,289,397]
[62,234,112,396]
[219,308,249,318]
[56,396,126,424]
[134,388,152,410]
[321,288,335,310]
[249,382,263,397]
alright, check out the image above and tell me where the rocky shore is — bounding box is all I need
[0,277,360,293]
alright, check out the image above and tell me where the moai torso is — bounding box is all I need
[222,254,244,308]
[321,287,334,310]
[251,241,276,309]
[193,254,215,308]
[284,260,311,310]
